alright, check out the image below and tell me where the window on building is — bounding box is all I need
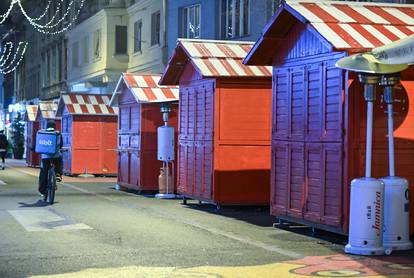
[72,42,79,68]
[93,29,101,59]
[115,25,128,54]
[221,0,250,38]
[151,11,161,46]
[183,4,201,39]
[134,20,142,53]
[83,36,89,63]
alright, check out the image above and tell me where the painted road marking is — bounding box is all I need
[8,208,92,232]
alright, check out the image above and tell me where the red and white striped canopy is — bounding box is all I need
[56,94,118,116]
[287,0,414,50]
[160,39,272,85]
[180,39,272,77]
[110,74,179,106]
[25,105,38,122]
[37,101,59,120]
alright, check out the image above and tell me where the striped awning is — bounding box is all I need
[244,0,414,65]
[160,39,272,85]
[37,101,59,120]
[25,105,38,122]
[288,0,414,50]
[56,94,118,116]
[110,74,179,106]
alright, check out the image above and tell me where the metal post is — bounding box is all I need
[366,100,374,178]
[384,86,395,177]
[166,160,169,194]
[362,81,377,178]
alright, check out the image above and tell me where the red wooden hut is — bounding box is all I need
[56,93,118,176]
[110,74,179,192]
[244,0,414,234]
[36,101,61,131]
[160,39,273,207]
[25,105,40,167]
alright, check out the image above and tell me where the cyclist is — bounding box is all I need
[38,120,63,196]
[0,130,8,170]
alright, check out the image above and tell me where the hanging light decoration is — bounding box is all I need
[0,42,13,67]
[16,0,86,35]
[0,40,28,74]
[0,0,85,74]
[0,2,14,25]
[0,0,85,35]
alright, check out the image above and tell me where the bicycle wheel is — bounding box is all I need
[47,167,56,205]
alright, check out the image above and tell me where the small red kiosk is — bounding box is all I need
[160,39,273,206]
[244,0,414,234]
[56,93,118,176]
[25,105,40,167]
[110,74,179,192]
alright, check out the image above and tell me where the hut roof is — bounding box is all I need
[160,39,272,85]
[25,105,38,122]
[36,101,59,120]
[244,0,414,65]
[110,74,179,106]
[56,94,117,117]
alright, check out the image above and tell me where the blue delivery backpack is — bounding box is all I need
[35,130,60,155]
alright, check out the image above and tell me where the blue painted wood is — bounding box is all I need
[61,106,72,173]
[273,23,331,65]
[270,20,346,230]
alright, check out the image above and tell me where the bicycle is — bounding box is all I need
[43,159,57,205]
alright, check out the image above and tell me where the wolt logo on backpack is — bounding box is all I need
[39,139,53,146]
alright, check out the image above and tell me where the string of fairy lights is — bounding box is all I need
[0,0,85,74]
[0,41,27,74]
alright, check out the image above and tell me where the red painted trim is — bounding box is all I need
[301,3,339,22]
[396,25,414,36]
[163,88,175,99]
[365,6,406,25]
[326,23,362,49]
[143,76,157,87]
[142,88,157,101]
[331,4,372,24]
[373,25,400,42]
[124,74,138,88]
[350,24,383,47]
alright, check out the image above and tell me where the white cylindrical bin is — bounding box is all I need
[381,176,413,252]
[345,178,385,255]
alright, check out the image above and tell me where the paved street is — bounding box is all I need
[0,160,413,278]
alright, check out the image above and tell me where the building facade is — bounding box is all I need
[2,0,414,105]
[166,0,281,57]
[126,0,168,74]
[66,1,129,94]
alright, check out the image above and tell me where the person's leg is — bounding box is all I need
[53,157,63,182]
[0,152,5,169]
[38,159,50,195]
[56,156,63,175]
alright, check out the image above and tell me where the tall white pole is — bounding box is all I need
[366,101,373,178]
[365,84,375,178]
[387,102,395,177]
